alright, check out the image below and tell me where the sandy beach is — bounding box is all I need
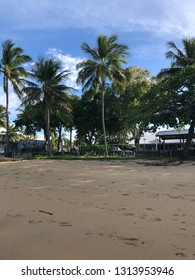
[0,159,195,260]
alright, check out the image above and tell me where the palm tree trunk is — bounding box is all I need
[101,86,108,156]
[69,126,72,152]
[45,98,51,156]
[4,76,9,157]
[182,119,195,160]
[57,123,62,152]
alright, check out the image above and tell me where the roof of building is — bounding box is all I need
[156,129,195,140]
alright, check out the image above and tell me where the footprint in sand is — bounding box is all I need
[28,220,42,224]
[119,237,144,246]
[85,231,92,236]
[100,232,145,247]
[175,252,185,258]
[59,222,72,227]
[153,217,162,222]
[117,207,126,211]
[11,214,24,218]
[124,213,134,216]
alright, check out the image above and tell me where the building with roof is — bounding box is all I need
[156,130,195,150]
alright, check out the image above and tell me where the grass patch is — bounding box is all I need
[33,154,134,161]
[33,154,180,163]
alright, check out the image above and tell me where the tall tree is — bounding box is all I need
[23,57,73,155]
[15,102,45,137]
[73,87,127,146]
[15,97,73,151]
[0,39,32,155]
[120,66,153,147]
[76,35,128,155]
[49,98,73,152]
[73,93,102,146]
[158,37,195,158]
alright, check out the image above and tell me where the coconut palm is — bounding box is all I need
[0,105,6,128]
[15,102,44,138]
[0,39,32,155]
[76,35,128,155]
[160,38,195,76]
[166,38,195,67]
[23,57,73,155]
[159,37,195,158]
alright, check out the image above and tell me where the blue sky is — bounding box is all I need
[1,0,195,122]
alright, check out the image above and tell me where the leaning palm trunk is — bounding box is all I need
[101,86,108,156]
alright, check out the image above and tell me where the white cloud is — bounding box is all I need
[46,48,84,90]
[1,0,195,38]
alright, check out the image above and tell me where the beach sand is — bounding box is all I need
[0,159,195,260]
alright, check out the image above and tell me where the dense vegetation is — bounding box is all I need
[0,36,195,159]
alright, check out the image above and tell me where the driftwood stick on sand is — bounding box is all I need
[38,210,53,216]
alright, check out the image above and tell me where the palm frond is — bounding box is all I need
[81,43,99,61]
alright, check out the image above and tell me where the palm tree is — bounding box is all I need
[47,98,73,152]
[166,38,195,67]
[23,57,73,155]
[15,102,44,137]
[0,39,32,156]
[159,37,195,158]
[76,35,129,155]
[0,105,6,128]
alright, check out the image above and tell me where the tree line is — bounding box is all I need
[0,35,195,159]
